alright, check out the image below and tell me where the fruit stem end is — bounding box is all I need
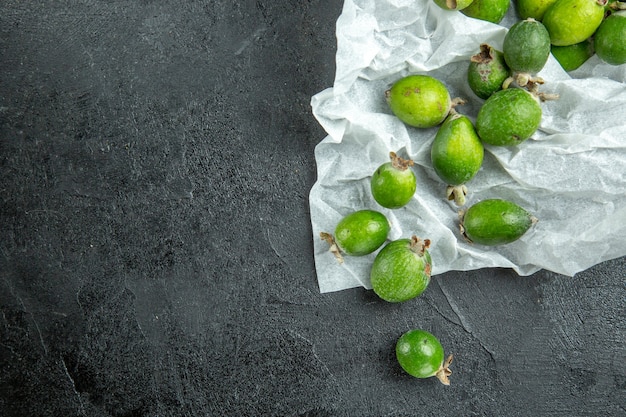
[458,213,474,244]
[537,92,560,102]
[447,185,468,206]
[389,151,414,171]
[470,43,495,64]
[409,235,430,256]
[320,232,344,263]
[449,97,467,115]
[435,354,454,386]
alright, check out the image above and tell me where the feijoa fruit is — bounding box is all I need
[396,329,453,385]
[467,44,511,100]
[542,0,607,46]
[433,0,475,11]
[476,87,542,146]
[431,112,484,206]
[386,75,452,128]
[371,152,417,209]
[320,210,390,263]
[503,18,551,75]
[551,39,594,71]
[594,11,626,66]
[515,0,559,20]
[460,199,538,245]
[370,236,432,303]
[461,0,510,23]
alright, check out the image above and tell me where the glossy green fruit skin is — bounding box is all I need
[433,0,475,11]
[334,210,390,256]
[551,39,594,71]
[503,18,551,74]
[515,0,559,20]
[370,239,432,303]
[396,329,444,379]
[387,75,451,128]
[461,199,535,245]
[476,88,542,146]
[468,45,511,100]
[371,163,416,209]
[461,0,510,23]
[431,113,484,186]
[542,0,606,46]
[594,12,626,66]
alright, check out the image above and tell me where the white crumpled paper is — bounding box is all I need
[309,0,626,293]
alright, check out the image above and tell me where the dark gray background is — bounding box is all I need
[1,1,625,416]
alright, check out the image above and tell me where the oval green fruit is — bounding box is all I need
[371,152,417,209]
[370,236,432,303]
[321,210,390,262]
[551,39,594,71]
[433,0,475,10]
[461,0,510,23]
[542,0,607,46]
[431,113,484,206]
[460,199,537,245]
[515,0,559,20]
[476,87,542,146]
[594,11,626,66]
[386,75,452,128]
[396,329,453,385]
[467,44,511,100]
[503,18,551,74]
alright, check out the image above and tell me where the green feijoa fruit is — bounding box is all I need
[320,210,389,262]
[543,0,607,46]
[476,87,542,146]
[370,236,432,303]
[431,113,484,206]
[460,199,538,245]
[461,0,510,23]
[503,18,551,74]
[594,11,626,66]
[371,152,416,209]
[386,75,452,128]
[467,44,511,100]
[515,0,559,20]
[396,329,453,385]
[433,0,475,10]
[551,39,594,71]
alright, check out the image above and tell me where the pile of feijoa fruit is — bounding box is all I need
[319,0,625,384]
[452,0,626,69]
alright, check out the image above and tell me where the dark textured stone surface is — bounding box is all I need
[1,1,625,416]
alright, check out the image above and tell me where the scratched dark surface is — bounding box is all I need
[1,1,625,416]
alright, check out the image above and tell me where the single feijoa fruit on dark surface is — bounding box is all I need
[320,210,389,262]
[542,0,607,46]
[551,39,594,71]
[396,329,453,385]
[468,44,511,100]
[370,236,432,303]
[433,0,475,11]
[371,152,416,209]
[476,87,542,146]
[460,199,538,245]
[594,11,626,66]
[515,0,558,20]
[386,75,452,128]
[431,112,484,206]
[503,18,551,75]
[461,0,510,23]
